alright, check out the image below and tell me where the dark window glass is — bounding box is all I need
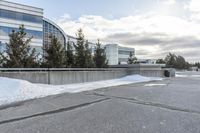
[0,9,42,24]
[16,12,23,20]
[118,50,133,55]
[0,26,43,39]
[0,43,6,53]
[43,21,66,47]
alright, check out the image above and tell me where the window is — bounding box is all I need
[0,26,43,39]
[43,21,66,47]
[0,9,43,24]
[0,43,6,53]
[118,50,133,55]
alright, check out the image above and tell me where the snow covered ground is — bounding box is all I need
[176,71,200,78]
[0,75,162,106]
[144,83,166,87]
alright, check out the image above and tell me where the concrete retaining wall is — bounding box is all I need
[0,71,49,84]
[49,69,127,85]
[0,64,165,85]
[112,64,165,77]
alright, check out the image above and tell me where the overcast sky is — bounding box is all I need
[8,0,200,62]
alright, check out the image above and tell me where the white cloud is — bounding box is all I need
[58,13,200,39]
[187,0,200,13]
[57,11,200,62]
[160,0,176,5]
[185,0,200,21]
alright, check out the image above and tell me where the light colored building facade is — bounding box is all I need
[0,0,70,55]
[136,59,157,64]
[105,44,119,65]
[105,44,135,65]
[0,0,43,54]
[118,46,135,65]
[189,67,199,71]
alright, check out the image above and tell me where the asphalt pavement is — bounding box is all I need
[0,72,200,133]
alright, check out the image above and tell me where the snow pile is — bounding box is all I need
[0,75,162,106]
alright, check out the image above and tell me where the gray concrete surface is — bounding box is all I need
[0,72,199,133]
[0,65,165,85]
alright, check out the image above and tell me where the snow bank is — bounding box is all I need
[176,71,200,78]
[0,75,162,106]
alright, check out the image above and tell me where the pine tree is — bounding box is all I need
[94,39,108,68]
[195,62,200,68]
[164,53,190,69]
[66,38,74,67]
[165,53,177,68]
[74,29,86,67]
[74,29,94,68]
[1,25,38,68]
[43,35,67,68]
[84,40,95,68]
[128,52,137,64]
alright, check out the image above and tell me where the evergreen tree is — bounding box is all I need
[1,25,38,68]
[164,53,177,68]
[74,29,94,68]
[43,35,67,68]
[66,38,74,67]
[74,29,86,67]
[127,52,137,64]
[194,62,200,68]
[93,39,108,68]
[85,40,94,68]
[176,55,187,69]
[164,53,190,69]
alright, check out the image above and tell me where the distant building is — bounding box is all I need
[135,59,157,64]
[105,44,119,65]
[118,46,135,64]
[189,67,199,71]
[105,44,135,65]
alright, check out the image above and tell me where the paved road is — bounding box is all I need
[0,72,200,133]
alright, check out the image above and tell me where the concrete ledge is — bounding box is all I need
[0,65,166,85]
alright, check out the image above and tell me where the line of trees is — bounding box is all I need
[0,25,108,68]
[194,62,200,68]
[156,53,199,70]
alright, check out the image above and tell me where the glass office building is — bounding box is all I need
[43,18,66,48]
[0,0,44,54]
[0,0,136,65]
[0,0,68,55]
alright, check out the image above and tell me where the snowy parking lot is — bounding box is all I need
[0,71,200,133]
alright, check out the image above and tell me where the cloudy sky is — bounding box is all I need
[9,0,200,62]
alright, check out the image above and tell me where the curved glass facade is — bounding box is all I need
[43,20,66,48]
[0,9,43,24]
